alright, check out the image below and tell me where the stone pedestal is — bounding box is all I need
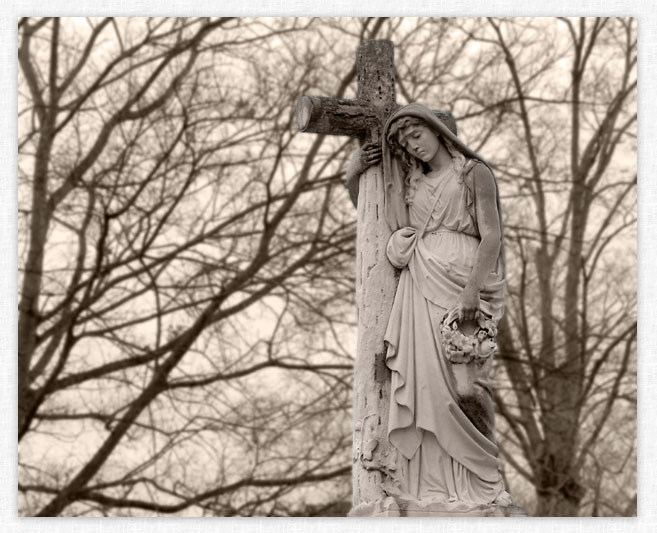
[349,496,527,517]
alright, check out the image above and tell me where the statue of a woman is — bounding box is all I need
[347,103,515,511]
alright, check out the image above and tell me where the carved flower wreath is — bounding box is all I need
[440,312,498,364]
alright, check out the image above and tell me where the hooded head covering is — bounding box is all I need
[382,103,493,230]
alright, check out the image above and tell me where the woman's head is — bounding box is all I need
[386,115,465,175]
[385,114,466,205]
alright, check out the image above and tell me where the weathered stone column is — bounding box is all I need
[296,40,400,515]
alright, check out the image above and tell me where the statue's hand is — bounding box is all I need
[454,286,481,323]
[359,142,382,172]
[346,143,382,208]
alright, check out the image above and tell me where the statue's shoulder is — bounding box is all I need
[462,158,482,189]
[463,159,495,192]
[461,159,498,224]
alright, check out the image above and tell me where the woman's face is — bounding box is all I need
[397,123,442,163]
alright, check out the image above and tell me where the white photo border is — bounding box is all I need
[4,3,653,532]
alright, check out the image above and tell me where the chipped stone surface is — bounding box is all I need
[296,39,402,510]
[350,40,400,508]
[350,496,527,517]
[352,154,398,505]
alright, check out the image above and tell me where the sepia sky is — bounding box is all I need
[5,1,657,533]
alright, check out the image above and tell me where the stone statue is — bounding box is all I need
[346,103,522,515]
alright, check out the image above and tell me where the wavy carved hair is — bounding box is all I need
[386,116,466,205]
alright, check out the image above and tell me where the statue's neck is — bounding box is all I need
[426,165,453,181]
[426,143,453,172]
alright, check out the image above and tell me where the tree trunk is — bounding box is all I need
[535,485,584,516]
[534,459,585,516]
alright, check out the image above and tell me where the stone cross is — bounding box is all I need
[295,40,399,514]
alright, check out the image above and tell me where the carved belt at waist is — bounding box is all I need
[426,229,477,237]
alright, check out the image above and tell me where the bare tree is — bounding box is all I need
[18,16,392,516]
[18,17,636,517]
[459,17,636,516]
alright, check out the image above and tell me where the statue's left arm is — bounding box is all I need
[455,163,502,322]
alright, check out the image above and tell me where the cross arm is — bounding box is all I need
[295,95,378,139]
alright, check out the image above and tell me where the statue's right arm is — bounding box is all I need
[345,142,383,207]
[345,150,363,207]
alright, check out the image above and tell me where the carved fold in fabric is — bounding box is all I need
[384,269,501,469]
[382,106,508,503]
[384,248,506,501]
[386,227,418,269]
[385,165,455,269]
[386,168,504,321]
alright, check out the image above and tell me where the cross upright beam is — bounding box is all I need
[295,40,400,514]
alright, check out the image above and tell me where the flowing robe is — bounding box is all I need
[384,163,507,503]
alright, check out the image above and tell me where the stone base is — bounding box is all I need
[349,496,528,517]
